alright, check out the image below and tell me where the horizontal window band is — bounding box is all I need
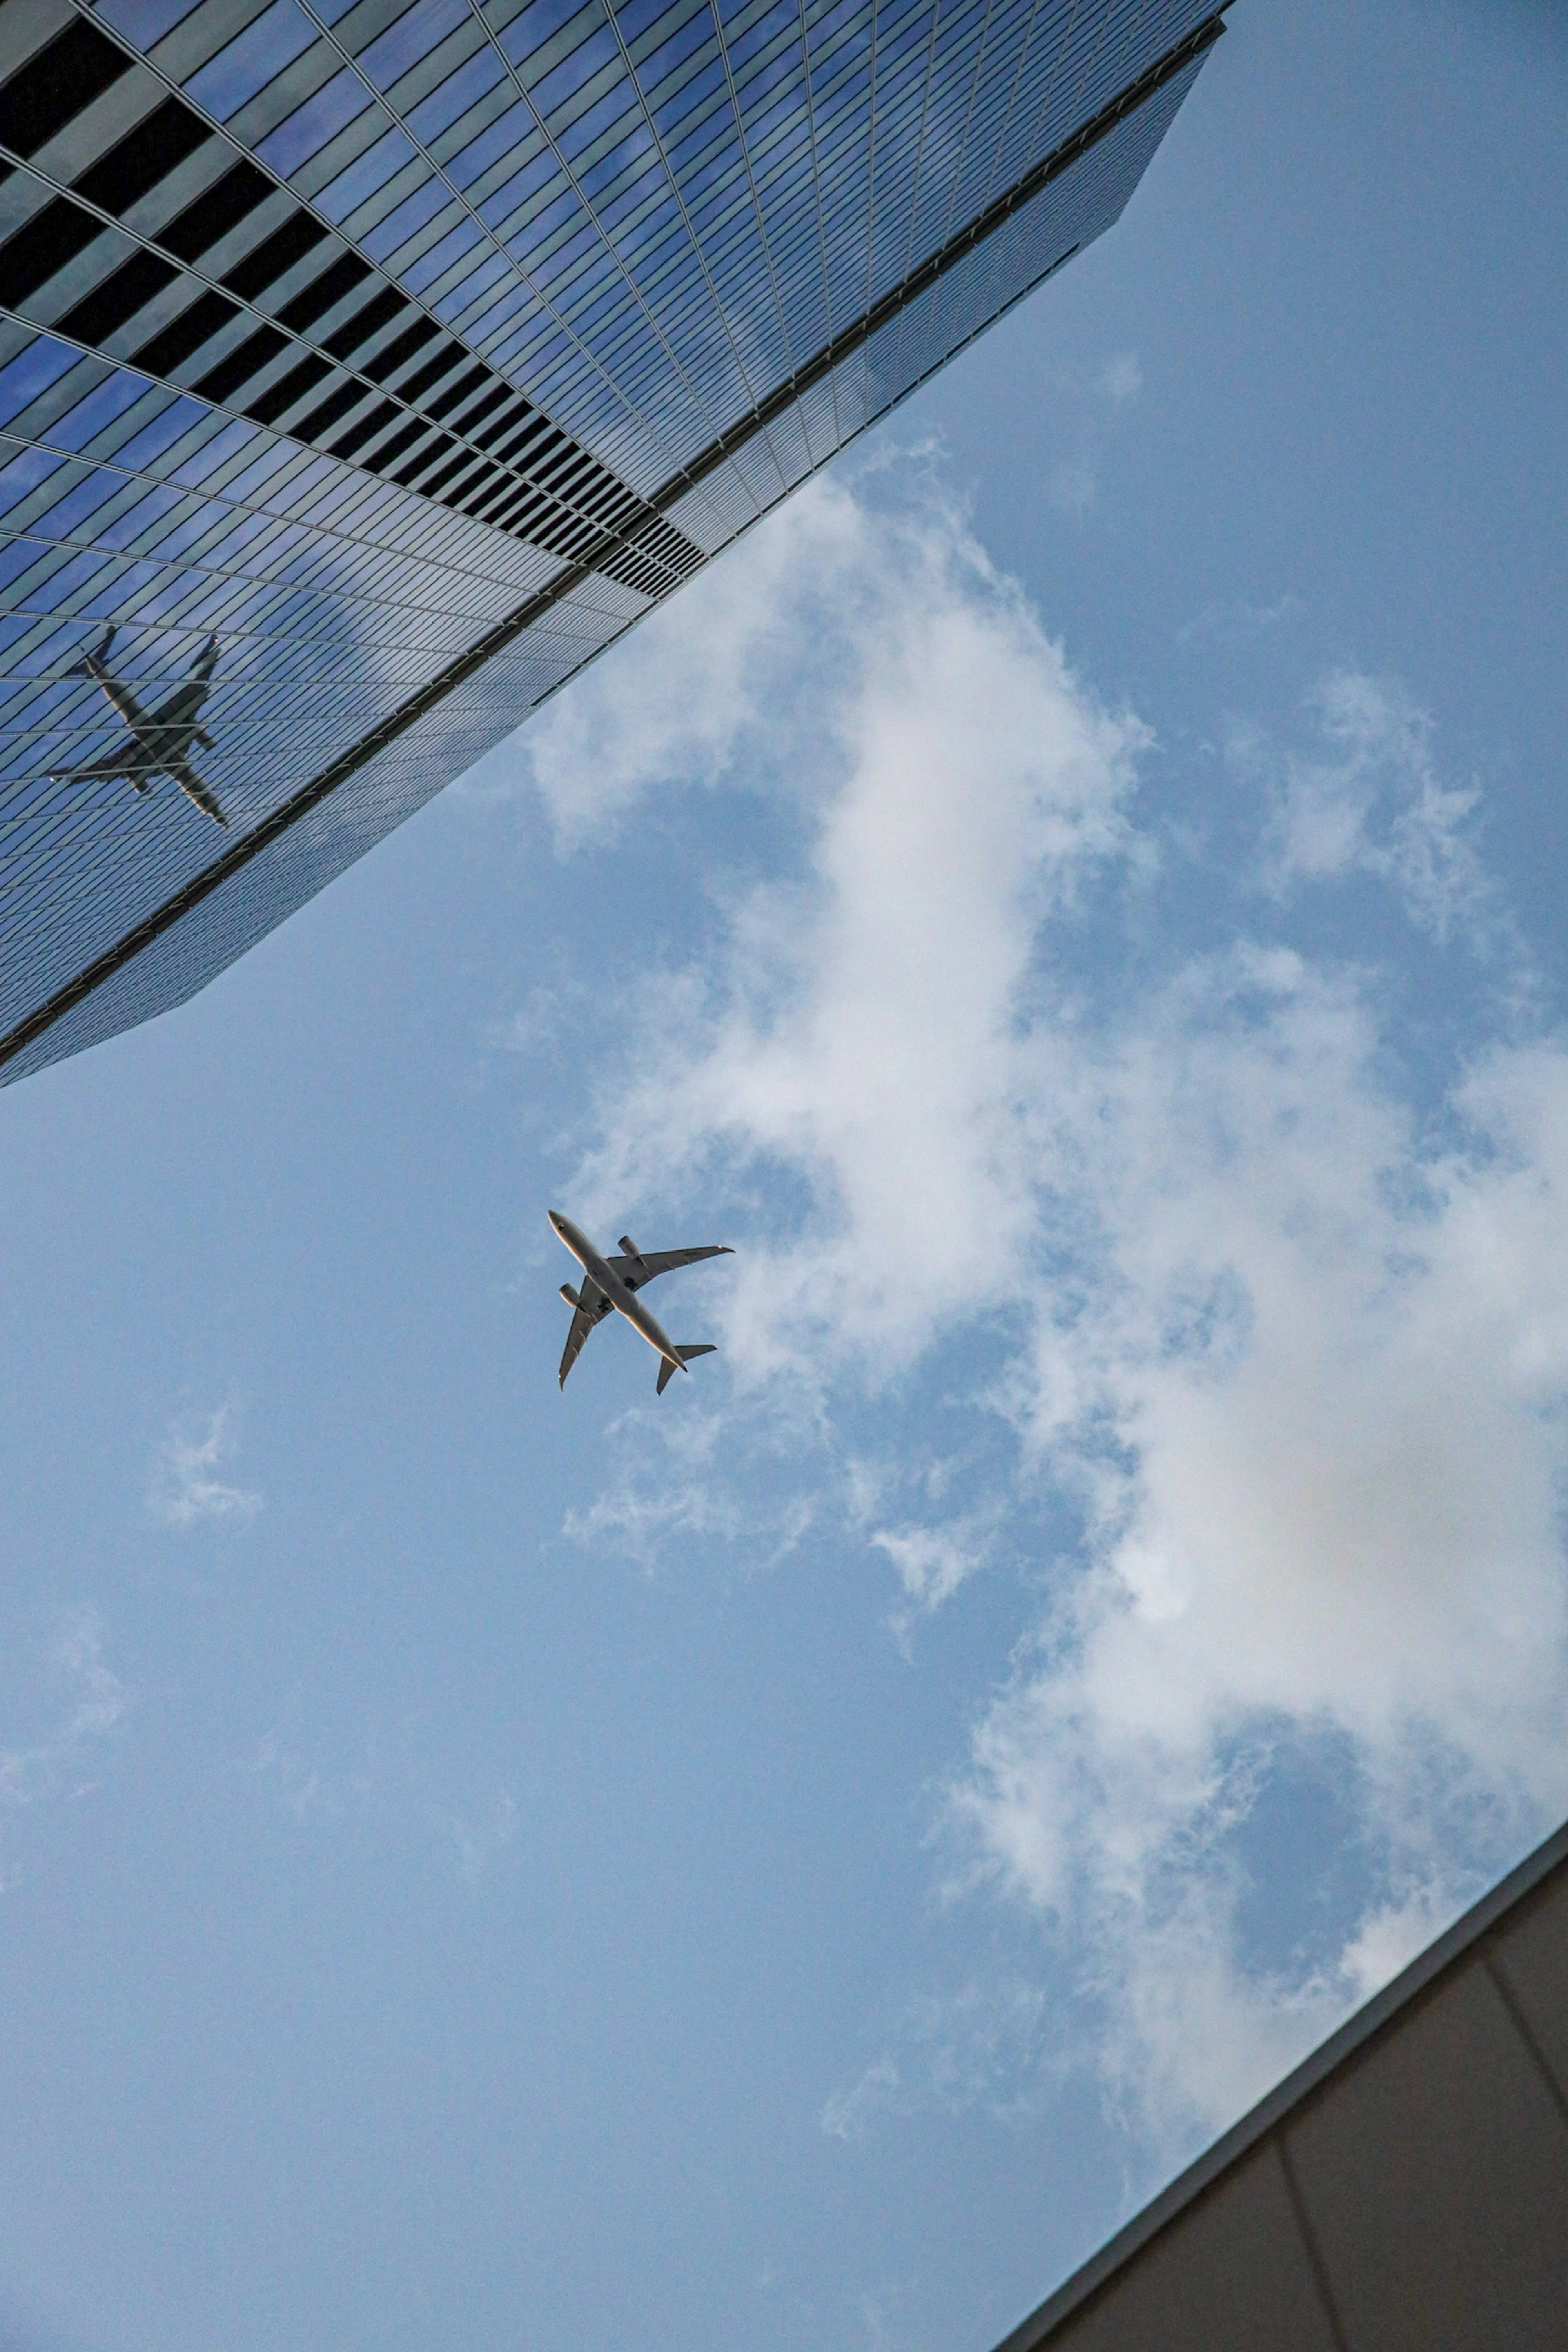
[468,394,534,445]
[131,285,239,376]
[159,160,274,266]
[220,212,329,302]
[392,431,460,486]
[425,362,490,421]
[323,285,408,361]
[437,459,495,507]
[466,479,521,521]
[245,349,332,423]
[493,417,562,466]
[362,317,441,382]
[294,377,373,441]
[0,17,132,161]
[74,100,212,219]
[330,399,407,461]
[276,252,372,334]
[352,411,430,467]
[395,342,469,402]
[448,381,513,435]
[192,320,288,401]
[0,196,103,310]
[56,245,177,345]
[420,446,479,497]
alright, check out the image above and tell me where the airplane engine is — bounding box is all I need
[559,1283,581,1306]
[618,1235,640,1257]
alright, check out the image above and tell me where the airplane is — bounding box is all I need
[550,1209,733,1393]
[52,626,228,824]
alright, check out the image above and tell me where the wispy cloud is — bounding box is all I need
[1047,454,1098,516]
[148,1402,262,1528]
[1176,591,1305,646]
[1255,669,1506,952]
[822,1979,1053,2140]
[517,468,1568,2149]
[245,1696,525,1884]
[1099,352,1143,405]
[0,1608,132,1819]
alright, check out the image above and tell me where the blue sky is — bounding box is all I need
[4,5,1568,2348]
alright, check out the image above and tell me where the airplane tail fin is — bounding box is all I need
[656,1344,715,1396]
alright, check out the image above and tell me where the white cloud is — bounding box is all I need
[1175,592,1305,646]
[1047,453,1097,516]
[1100,353,1143,404]
[529,471,1568,2147]
[149,1402,262,1529]
[501,479,869,851]
[822,1980,1052,2140]
[0,1608,132,1818]
[1258,670,1503,949]
[870,1522,987,1615]
[246,1704,523,1883]
[568,475,1144,1383]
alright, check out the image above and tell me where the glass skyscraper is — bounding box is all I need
[0,0,1225,1083]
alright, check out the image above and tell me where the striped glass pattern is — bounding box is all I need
[0,0,1222,1080]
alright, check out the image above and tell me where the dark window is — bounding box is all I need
[361,316,439,382]
[468,475,534,520]
[434,454,489,502]
[131,287,240,375]
[470,394,535,447]
[352,414,425,468]
[276,251,371,331]
[73,99,213,217]
[532,442,592,492]
[448,380,511,434]
[220,211,327,301]
[392,431,457,485]
[55,247,177,344]
[0,18,133,158]
[0,201,105,316]
[494,416,563,466]
[425,361,488,419]
[294,377,369,439]
[246,350,332,422]
[338,403,414,461]
[397,343,466,401]
[490,485,553,530]
[322,285,407,359]
[158,160,273,262]
[416,442,472,494]
[194,323,288,403]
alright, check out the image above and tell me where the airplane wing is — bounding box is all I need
[606,1245,732,1292]
[152,637,220,722]
[51,736,153,788]
[168,760,227,825]
[558,1276,614,1387]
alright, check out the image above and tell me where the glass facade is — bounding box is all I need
[0,0,1224,1082]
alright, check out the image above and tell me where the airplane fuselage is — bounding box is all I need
[91,672,209,767]
[65,632,227,822]
[549,1211,686,1373]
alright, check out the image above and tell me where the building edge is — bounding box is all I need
[993,1809,1568,2352]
